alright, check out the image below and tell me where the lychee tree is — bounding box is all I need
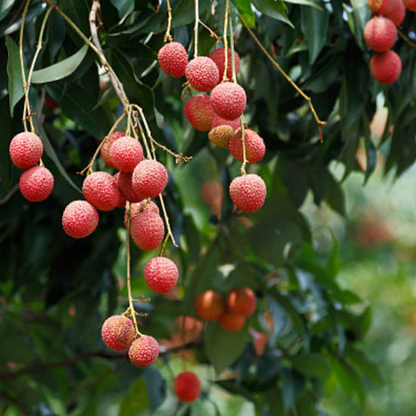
[0,0,414,414]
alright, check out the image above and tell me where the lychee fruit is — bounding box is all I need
[109,136,143,172]
[101,315,136,351]
[82,171,121,211]
[229,174,267,213]
[403,0,416,10]
[132,160,168,198]
[184,95,215,131]
[100,132,125,168]
[144,257,179,294]
[185,57,219,92]
[211,82,247,120]
[370,50,402,84]
[208,126,235,147]
[228,129,266,164]
[116,192,127,208]
[9,132,43,169]
[219,312,246,332]
[194,290,225,321]
[212,114,241,130]
[227,288,256,317]
[363,16,397,52]
[19,166,54,202]
[209,48,240,81]
[174,372,201,403]
[128,335,160,367]
[386,0,406,25]
[125,200,160,226]
[369,0,395,14]
[176,316,203,334]
[115,172,144,203]
[158,42,189,77]
[130,210,165,250]
[62,200,99,238]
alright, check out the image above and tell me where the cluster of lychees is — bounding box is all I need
[194,288,256,332]
[364,0,414,84]
[158,42,267,214]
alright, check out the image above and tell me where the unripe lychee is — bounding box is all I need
[115,172,144,203]
[19,166,54,202]
[369,0,395,14]
[370,51,402,84]
[403,0,416,10]
[101,315,136,351]
[132,160,168,198]
[109,136,143,172]
[144,257,179,294]
[211,82,247,120]
[208,126,235,147]
[363,16,397,52]
[82,171,120,211]
[100,132,125,168]
[227,288,257,317]
[125,200,160,226]
[130,211,165,250]
[228,129,266,164]
[386,0,406,25]
[158,42,189,77]
[209,48,240,81]
[9,132,43,169]
[212,114,241,130]
[184,95,215,131]
[128,335,159,367]
[194,290,225,321]
[185,57,219,92]
[219,312,246,332]
[229,174,267,213]
[62,200,99,238]
[174,372,201,403]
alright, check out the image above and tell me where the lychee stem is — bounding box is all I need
[194,0,199,58]
[164,0,173,43]
[198,20,221,42]
[228,13,237,84]
[239,118,248,175]
[222,0,230,83]
[398,28,416,50]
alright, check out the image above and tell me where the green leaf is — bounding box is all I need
[297,395,319,416]
[251,0,293,27]
[0,97,13,189]
[6,37,24,117]
[292,353,331,380]
[109,0,134,19]
[234,0,256,28]
[31,45,89,84]
[0,0,15,21]
[284,0,323,10]
[346,348,383,384]
[48,12,66,61]
[119,378,150,416]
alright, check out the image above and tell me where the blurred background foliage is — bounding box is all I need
[0,0,416,415]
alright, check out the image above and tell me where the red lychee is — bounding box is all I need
[369,0,395,14]
[100,132,125,168]
[194,290,225,321]
[128,335,160,367]
[370,50,402,84]
[219,312,246,332]
[208,126,235,147]
[132,160,168,198]
[386,0,406,25]
[9,132,43,169]
[101,315,136,351]
[227,288,257,317]
[211,82,246,120]
[185,57,219,92]
[130,210,165,250]
[19,166,54,202]
[144,257,179,294]
[174,372,201,403]
[229,174,267,213]
[228,129,266,164]
[62,200,99,238]
[114,172,144,203]
[212,114,241,130]
[209,48,241,81]
[109,136,143,172]
[403,0,416,10]
[363,16,397,52]
[125,200,160,226]
[82,171,121,211]
[158,42,189,77]
[184,95,215,131]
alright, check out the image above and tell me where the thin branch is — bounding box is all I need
[222,0,229,82]
[0,184,19,205]
[239,117,247,175]
[164,0,173,42]
[198,20,221,42]
[194,0,199,58]
[398,28,416,50]
[0,391,30,416]
[228,13,237,83]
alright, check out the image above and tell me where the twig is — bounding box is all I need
[228,13,237,84]
[194,0,199,58]
[198,20,221,42]
[222,0,229,82]
[164,0,173,42]
[0,184,19,205]
[398,28,416,50]
[239,118,247,175]
[0,391,30,416]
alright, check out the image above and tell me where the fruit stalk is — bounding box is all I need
[194,0,199,58]
[222,0,230,82]
[398,28,416,50]
[164,0,173,42]
[228,13,237,84]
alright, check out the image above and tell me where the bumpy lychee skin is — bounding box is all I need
[130,211,165,250]
[387,0,406,25]
[129,335,159,367]
[115,172,144,203]
[62,200,99,238]
[101,315,136,351]
[229,174,267,213]
[125,200,160,226]
[403,0,416,10]
[82,171,121,211]
[227,288,257,317]
[219,312,246,332]
[19,166,54,202]
[369,0,395,14]
[363,16,397,52]
[194,290,225,321]
[144,257,179,294]
[158,42,189,77]
[370,51,402,84]
[211,114,241,130]
[208,126,235,147]
[228,129,266,164]
[211,82,247,120]
[174,372,201,403]
[9,132,43,169]
[132,160,168,198]
[185,57,219,92]
[184,95,215,131]
[209,48,241,81]
[109,136,143,172]
[100,132,125,168]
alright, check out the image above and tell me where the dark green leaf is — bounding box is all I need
[234,0,256,28]
[251,0,293,27]
[6,36,24,116]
